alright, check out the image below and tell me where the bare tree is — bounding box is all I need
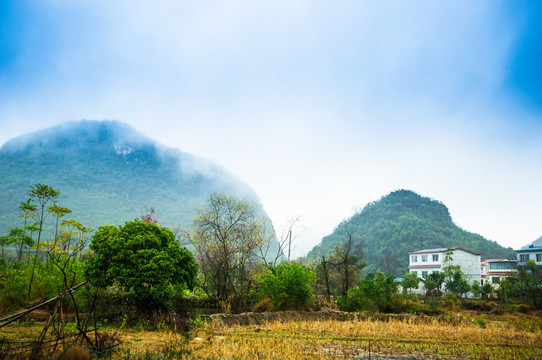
[320,255,332,301]
[189,193,264,311]
[380,249,400,276]
[257,215,305,266]
[326,226,367,297]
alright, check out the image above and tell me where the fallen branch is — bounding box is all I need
[0,281,87,328]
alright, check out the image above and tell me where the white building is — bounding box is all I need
[515,245,542,269]
[481,259,517,288]
[408,247,482,286]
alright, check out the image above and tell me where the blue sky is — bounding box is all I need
[1,1,541,255]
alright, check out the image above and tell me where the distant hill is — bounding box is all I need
[0,120,267,235]
[522,236,542,249]
[306,190,515,274]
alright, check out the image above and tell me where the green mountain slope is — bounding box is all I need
[0,120,266,234]
[306,190,515,274]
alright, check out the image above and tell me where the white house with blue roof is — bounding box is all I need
[515,245,542,269]
[408,247,482,286]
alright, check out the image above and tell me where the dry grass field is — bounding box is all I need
[1,310,541,359]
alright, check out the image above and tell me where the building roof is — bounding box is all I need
[409,247,482,256]
[482,259,517,263]
[515,246,542,253]
[409,264,442,268]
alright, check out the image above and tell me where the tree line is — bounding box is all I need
[1,185,541,318]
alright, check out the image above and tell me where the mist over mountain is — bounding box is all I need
[522,235,542,248]
[0,120,266,234]
[307,190,515,274]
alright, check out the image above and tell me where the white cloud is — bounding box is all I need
[1,1,541,255]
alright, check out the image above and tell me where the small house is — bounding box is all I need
[408,247,482,287]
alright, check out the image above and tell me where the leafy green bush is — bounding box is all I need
[339,271,399,313]
[255,262,315,310]
[85,220,198,306]
[461,299,498,312]
[470,316,487,328]
[422,298,444,315]
[440,293,461,310]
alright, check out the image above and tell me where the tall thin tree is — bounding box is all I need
[27,184,60,297]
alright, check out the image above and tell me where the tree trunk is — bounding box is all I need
[322,255,331,302]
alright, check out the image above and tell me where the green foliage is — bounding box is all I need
[327,232,367,296]
[0,259,86,310]
[481,282,494,299]
[190,193,266,310]
[471,281,482,298]
[307,190,515,274]
[255,262,315,310]
[340,271,399,313]
[440,293,461,310]
[2,227,34,261]
[442,264,471,298]
[461,299,498,312]
[0,233,15,259]
[424,272,444,296]
[85,219,198,304]
[0,120,268,237]
[497,260,542,309]
[402,272,420,294]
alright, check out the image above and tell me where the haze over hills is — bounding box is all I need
[522,236,542,248]
[306,190,516,275]
[0,120,266,235]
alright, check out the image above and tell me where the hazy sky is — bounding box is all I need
[1,1,541,256]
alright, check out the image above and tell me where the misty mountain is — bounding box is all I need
[0,120,267,235]
[306,190,515,274]
[522,235,542,248]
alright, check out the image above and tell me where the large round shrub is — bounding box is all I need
[85,219,198,303]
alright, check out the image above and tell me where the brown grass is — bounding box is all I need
[114,311,542,360]
[251,298,274,313]
[2,311,541,359]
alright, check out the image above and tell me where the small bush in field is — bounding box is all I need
[252,298,274,313]
[481,301,497,312]
[440,293,461,310]
[339,271,399,313]
[255,262,315,310]
[422,298,444,315]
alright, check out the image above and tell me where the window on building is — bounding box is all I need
[520,254,530,263]
[491,277,500,284]
[537,254,542,262]
[489,262,515,270]
[411,255,417,263]
[421,271,428,278]
[422,255,428,262]
[432,254,439,262]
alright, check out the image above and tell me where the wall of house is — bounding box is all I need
[409,252,442,279]
[516,247,542,268]
[408,248,482,297]
[449,249,481,285]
